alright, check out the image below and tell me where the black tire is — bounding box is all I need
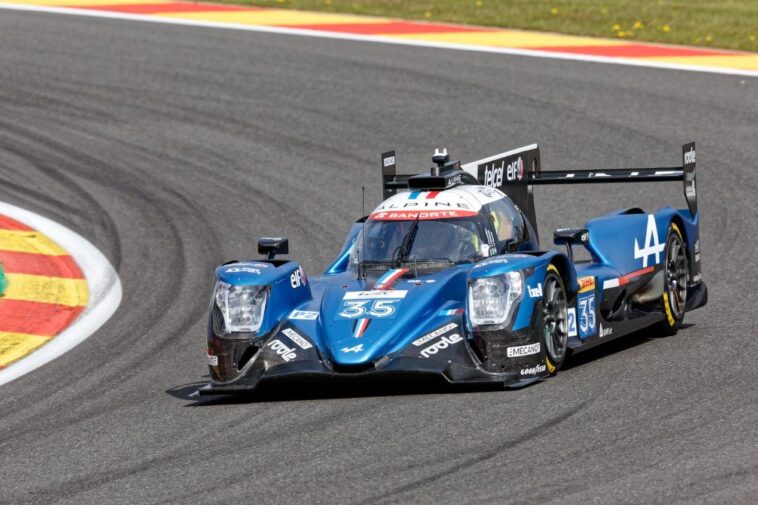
[658,223,688,335]
[543,265,569,375]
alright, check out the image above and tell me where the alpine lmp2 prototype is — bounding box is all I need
[201,142,707,394]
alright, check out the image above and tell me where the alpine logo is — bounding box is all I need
[599,324,613,338]
[634,215,665,268]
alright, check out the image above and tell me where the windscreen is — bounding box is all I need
[350,216,486,266]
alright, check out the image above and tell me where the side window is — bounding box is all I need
[486,198,525,252]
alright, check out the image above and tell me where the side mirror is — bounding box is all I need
[258,237,288,259]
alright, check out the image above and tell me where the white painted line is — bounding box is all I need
[0,201,122,386]
[1,3,757,78]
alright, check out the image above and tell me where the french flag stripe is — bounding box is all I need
[374,268,407,290]
[354,318,370,338]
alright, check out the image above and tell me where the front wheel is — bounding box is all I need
[659,223,689,335]
[542,265,569,374]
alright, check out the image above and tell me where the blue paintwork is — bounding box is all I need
[212,198,700,369]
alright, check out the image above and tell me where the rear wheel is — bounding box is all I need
[659,223,688,335]
[542,265,568,374]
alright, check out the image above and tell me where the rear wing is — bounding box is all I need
[459,142,698,241]
[380,142,697,241]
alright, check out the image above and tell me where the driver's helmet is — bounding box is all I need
[407,220,480,261]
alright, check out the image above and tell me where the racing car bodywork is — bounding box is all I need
[201,142,706,394]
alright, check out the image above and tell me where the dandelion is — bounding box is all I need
[661,24,671,33]
[424,10,432,18]
[633,21,645,30]
[617,31,628,38]
[612,24,621,31]
[551,7,558,15]
[705,34,712,42]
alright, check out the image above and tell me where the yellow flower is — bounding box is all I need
[324,0,332,4]
[551,7,558,15]
[476,0,483,6]
[612,24,621,31]
[424,10,432,18]
[750,35,756,42]
[617,31,627,38]
[661,24,671,33]
[633,21,644,30]
[705,35,713,42]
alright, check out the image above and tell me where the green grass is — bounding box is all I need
[215,0,758,52]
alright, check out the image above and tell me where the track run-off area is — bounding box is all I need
[0,6,756,504]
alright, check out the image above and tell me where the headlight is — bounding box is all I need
[467,271,523,326]
[214,281,268,334]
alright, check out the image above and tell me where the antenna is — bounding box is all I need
[361,186,367,280]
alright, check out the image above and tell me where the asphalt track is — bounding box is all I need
[0,9,756,505]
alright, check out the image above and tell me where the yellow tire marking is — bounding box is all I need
[0,229,68,255]
[547,264,559,275]
[663,291,675,326]
[671,222,683,240]
[3,273,88,307]
[0,332,51,367]
[545,356,556,374]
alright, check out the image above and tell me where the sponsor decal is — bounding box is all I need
[506,157,524,182]
[692,273,702,283]
[225,266,261,274]
[578,276,595,293]
[567,308,578,337]
[420,333,463,358]
[481,157,524,187]
[383,155,395,167]
[634,215,665,268]
[482,161,504,187]
[268,339,297,362]
[341,344,363,353]
[343,290,407,300]
[413,323,458,347]
[577,291,597,339]
[520,364,546,376]
[528,283,543,299]
[684,147,696,165]
[290,266,307,289]
[369,210,477,221]
[289,310,319,320]
[339,299,399,319]
[599,324,613,338]
[507,342,540,358]
[207,354,218,366]
[282,328,312,350]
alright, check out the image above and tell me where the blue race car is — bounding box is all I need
[201,143,706,394]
